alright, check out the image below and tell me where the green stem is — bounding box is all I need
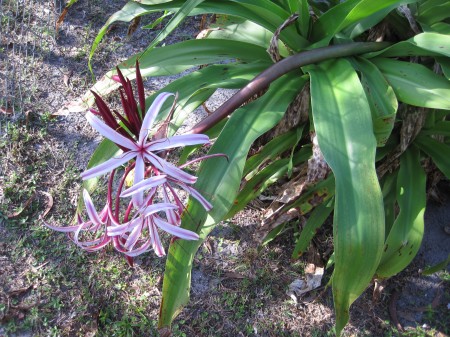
[188,42,391,134]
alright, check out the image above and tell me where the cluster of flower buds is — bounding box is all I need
[45,62,218,265]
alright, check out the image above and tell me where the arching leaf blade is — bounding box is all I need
[308,59,385,336]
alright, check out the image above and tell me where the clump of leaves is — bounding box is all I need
[61,0,449,335]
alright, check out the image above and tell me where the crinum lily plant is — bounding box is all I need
[46,62,218,265]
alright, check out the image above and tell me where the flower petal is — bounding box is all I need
[81,151,136,180]
[139,92,174,145]
[153,216,199,241]
[132,155,145,207]
[144,152,197,184]
[121,175,167,198]
[178,183,213,211]
[141,202,178,218]
[86,111,137,150]
[149,222,166,257]
[83,190,103,225]
[124,238,152,257]
[147,134,210,152]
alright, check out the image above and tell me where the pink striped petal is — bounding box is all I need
[121,175,167,198]
[86,112,138,150]
[149,222,165,257]
[132,155,145,207]
[124,221,143,249]
[147,134,210,152]
[43,221,82,233]
[83,190,103,225]
[141,202,178,218]
[81,151,137,180]
[124,238,152,257]
[153,216,199,240]
[107,217,141,236]
[144,152,197,184]
[178,183,212,211]
[139,92,174,145]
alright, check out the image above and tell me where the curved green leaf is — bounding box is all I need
[79,40,271,112]
[364,32,450,58]
[352,57,398,147]
[291,198,334,260]
[415,134,450,179]
[372,58,450,110]
[308,58,385,336]
[417,0,450,26]
[141,0,205,57]
[226,145,312,219]
[243,129,300,179]
[310,0,418,44]
[376,147,426,278]
[421,121,450,136]
[158,73,305,330]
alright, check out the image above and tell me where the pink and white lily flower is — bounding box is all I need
[80,92,210,208]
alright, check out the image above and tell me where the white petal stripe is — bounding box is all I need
[120,175,167,198]
[86,112,138,150]
[147,134,210,152]
[153,217,199,240]
[139,92,174,144]
[81,152,136,180]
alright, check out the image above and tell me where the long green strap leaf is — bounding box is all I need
[351,57,398,147]
[141,0,204,57]
[158,73,305,330]
[415,134,450,179]
[376,147,426,278]
[79,39,270,111]
[372,58,450,110]
[308,59,385,336]
[364,32,450,58]
[310,0,417,44]
[291,198,334,260]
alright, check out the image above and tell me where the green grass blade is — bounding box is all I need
[376,147,426,278]
[158,73,305,330]
[308,59,385,336]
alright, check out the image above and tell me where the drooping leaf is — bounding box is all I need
[140,0,205,57]
[352,57,398,146]
[371,58,450,110]
[364,32,450,58]
[79,39,271,112]
[310,0,418,44]
[308,58,385,336]
[417,0,450,26]
[158,73,305,330]
[226,145,312,219]
[421,121,450,136]
[291,198,334,260]
[243,129,300,179]
[415,134,450,179]
[376,147,426,278]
